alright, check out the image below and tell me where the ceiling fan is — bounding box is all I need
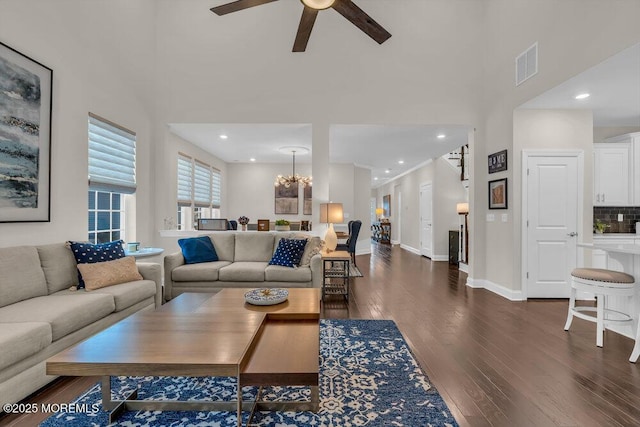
[210,0,392,52]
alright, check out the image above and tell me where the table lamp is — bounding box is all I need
[375,208,384,220]
[320,202,344,252]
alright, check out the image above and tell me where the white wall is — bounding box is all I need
[375,157,466,258]
[475,0,640,291]
[0,0,156,248]
[593,126,640,143]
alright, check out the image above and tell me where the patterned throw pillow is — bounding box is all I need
[77,256,143,291]
[299,236,323,266]
[178,236,219,264]
[269,238,308,268]
[67,240,126,289]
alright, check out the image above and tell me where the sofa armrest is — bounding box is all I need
[309,253,323,289]
[136,262,162,308]
[164,251,185,302]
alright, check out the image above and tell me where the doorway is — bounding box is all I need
[522,151,583,298]
[420,182,433,258]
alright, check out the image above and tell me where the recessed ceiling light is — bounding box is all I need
[250,158,256,162]
[385,169,390,174]
[374,177,379,181]
[219,134,228,140]
[575,93,590,100]
[398,160,404,164]
[437,134,446,139]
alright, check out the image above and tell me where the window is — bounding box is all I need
[88,113,136,243]
[177,153,221,230]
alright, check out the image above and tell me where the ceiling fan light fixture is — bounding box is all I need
[300,0,335,10]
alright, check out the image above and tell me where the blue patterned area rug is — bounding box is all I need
[40,319,457,427]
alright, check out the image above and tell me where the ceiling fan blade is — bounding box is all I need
[210,0,278,16]
[293,7,319,52]
[331,0,391,45]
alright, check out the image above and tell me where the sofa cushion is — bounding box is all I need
[89,280,157,311]
[37,243,79,293]
[0,246,48,308]
[299,236,323,267]
[68,240,126,288]
[208,233,235,262]
[234,233,275,262]
[77,257,144,291]
[218,262,267,282]
[172,261,232,282]
[269,238,307,268]
[178,236,219,264]
[0,293,115,341]
[265,265,312,282]
[0,322,52,371]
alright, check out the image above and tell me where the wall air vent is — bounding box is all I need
[515,42,538,86]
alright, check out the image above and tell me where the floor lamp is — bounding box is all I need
[320,202,344,252]
[456,202,469,264]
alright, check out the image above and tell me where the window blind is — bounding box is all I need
[177,154,193,207]
[194,161,212,207]
[88,114,136,194]
[212,168,221,209]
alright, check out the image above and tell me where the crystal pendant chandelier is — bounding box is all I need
[274,149,312,188]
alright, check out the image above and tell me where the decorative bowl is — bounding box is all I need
[244,288,289,306]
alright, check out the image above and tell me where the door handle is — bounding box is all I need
[567,232,578,237]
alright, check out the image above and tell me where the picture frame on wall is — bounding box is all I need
[488,178,508,209]
[0,41,53,222]
[488,149,507,174]
[383,194,391,217]
[275,184,299,215]
[303,185,312,215]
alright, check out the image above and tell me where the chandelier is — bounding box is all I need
[274,148,312,188]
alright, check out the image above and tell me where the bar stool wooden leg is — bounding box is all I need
[564,287,577,331]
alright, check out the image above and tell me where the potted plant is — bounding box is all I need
[594,219,610,234]
[238,216,250,231]
[275,219,290,231]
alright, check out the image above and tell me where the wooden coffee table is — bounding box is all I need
[46,288,320,426]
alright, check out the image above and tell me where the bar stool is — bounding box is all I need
[564,268,636,349]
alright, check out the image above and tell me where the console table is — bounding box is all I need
[372,222,391,244]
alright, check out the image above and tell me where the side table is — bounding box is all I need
[125,247,164,259]
[321,250,351,300]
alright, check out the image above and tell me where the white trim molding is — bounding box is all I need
[400,244,420,255]
[466,278,526,301]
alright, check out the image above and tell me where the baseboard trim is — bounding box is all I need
[458,262,469,273]
[431,255,449,262]
[466,277,526,301]
[400,244,421,255]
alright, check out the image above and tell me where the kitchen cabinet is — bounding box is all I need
[593,142,632,206]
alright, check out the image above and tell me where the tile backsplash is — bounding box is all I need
[593,207,640,233]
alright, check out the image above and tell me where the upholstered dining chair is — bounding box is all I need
[336,220,362,266]
[228,220,238,230]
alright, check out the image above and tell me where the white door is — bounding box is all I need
[420,183,433,258]
[525,155,579,298]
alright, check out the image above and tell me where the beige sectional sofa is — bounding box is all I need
[0,243,162,407]
[164,232,323,301]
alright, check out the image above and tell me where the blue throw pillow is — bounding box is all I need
[269,238,307,268]
[68,240,126,288]
[178,236,219,264]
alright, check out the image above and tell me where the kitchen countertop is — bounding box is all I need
[593,233,640,239]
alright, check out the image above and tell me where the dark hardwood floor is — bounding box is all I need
[3,242,640,426]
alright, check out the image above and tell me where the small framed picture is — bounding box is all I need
[488,178,508,209]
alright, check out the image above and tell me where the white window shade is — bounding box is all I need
[212,168,221,209]
[177,154,193,206]
[194,161,212,207]
[88,114,136,194]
